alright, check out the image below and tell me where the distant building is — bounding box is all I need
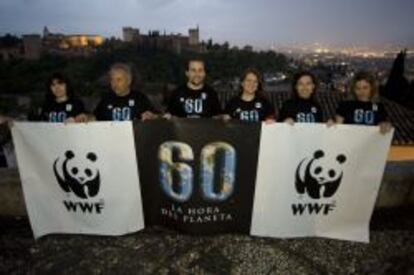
[122,25,203,54]
[243,45,253,52]
[7,26,107,60]
[122,27,140,43]
[188,26,199,46]
[23,34,42,60]
[42,26,104,50]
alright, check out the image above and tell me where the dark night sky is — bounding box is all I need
[1,0,414,48]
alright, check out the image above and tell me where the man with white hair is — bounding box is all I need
[93,63,157,121]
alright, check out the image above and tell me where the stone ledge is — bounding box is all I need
[1,162,413,216]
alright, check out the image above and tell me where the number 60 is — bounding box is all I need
[158,141,236,202]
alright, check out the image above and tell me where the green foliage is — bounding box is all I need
[0,42,288,97]
[0,34,21,48]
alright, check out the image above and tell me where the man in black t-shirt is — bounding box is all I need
[166,59,221,118]
[93,63,157,121]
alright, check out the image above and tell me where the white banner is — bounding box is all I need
[251,123,393,243]
[12,122,144,239]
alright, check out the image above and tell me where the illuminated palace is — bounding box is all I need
[20,27,105,60]
[42,26,104,50]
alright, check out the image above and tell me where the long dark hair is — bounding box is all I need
[291,71,318,100]
[239,68,266,98]
[45,72,74,103]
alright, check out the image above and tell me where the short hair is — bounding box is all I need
[349,71,379,101]
[110,63,133,82]
[291,71,318,100]
[186,57,205,71]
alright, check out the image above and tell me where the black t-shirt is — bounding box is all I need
[279,98,323,123]
[225,95,275,122]
[336,100,388,125]
[167,85,221,118]
[94,90,155,121]
[36,98,85,122]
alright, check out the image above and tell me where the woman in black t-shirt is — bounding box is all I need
[223,68,275,123]
[334,71,392,134]
[279,71,323,124]
[30,73,86,123]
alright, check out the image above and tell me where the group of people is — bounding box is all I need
[0,58,393,134]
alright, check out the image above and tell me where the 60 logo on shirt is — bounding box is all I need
[112,107,131,121]
[353,109,375,125]
[48,111,67,122]
[183,98,204,114]
[158,141,236,203]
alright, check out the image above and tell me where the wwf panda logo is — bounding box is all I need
[295,150,347,199]
[53,150,101,199]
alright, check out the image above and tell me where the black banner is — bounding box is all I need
[134,119,261,234]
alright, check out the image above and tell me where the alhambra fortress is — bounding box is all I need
[2,25,202,61]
